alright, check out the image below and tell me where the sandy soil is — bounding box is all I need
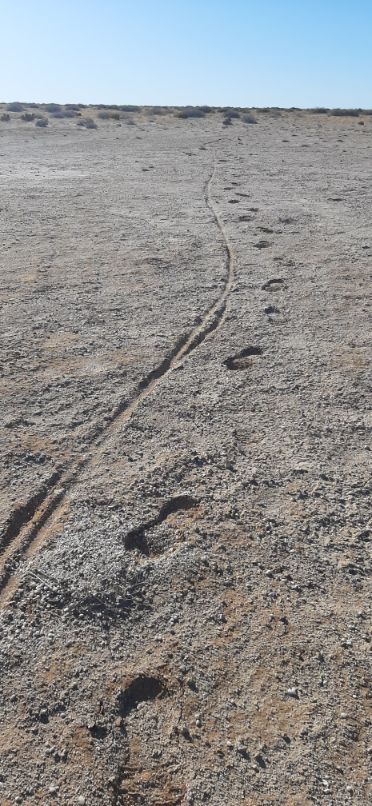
[0,108,371,805]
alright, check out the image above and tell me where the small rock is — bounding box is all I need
[235,740,249,759]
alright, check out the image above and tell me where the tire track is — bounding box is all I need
[0,149,234,607]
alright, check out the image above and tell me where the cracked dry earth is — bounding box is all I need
[0,111,371,805]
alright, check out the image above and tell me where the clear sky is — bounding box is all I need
[1,1,371,107]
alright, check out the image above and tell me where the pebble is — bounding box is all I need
[77,798,86,805]
[286,687,298,698]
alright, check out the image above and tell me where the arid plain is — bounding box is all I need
[0,106,370,804]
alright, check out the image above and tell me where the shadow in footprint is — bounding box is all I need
[264,304,281,323]
[118,675,167,718]
[262,278,285,291]
[124,495,198,556]
[254,240,271,249]
[264,305,280,315]
[224,346,263,371]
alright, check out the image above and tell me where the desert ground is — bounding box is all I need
[0,105,370,805]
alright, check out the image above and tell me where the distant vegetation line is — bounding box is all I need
[1,102,371,115]
[1,102,371,129]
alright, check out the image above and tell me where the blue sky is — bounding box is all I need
[1,1,371,106]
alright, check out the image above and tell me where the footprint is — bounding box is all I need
[228,199,240,204]
[264,305,280,315]
[262,278,285,291]
[254,239,271,249]
[224,346,263,371]
[117,675,167,718]
[124,495,198,556]
[264,304,281,322]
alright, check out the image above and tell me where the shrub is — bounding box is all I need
[6,102,24,112]
[35,117,48,127]
[77,117,97,129]
[119,105,138,112]
[0,112,11,121]
[222,108,240,118]
[45,103,61,113]
[222,116,233,126]
[21,112,35,121]
[148,106,166,116]
[52,109,80,118]
[330,108,360,117]
[96,104,121,111]
[242,113,257,124]
[177,107,206,119]
[310,107,329,114]
[65,103,81,111]
[98,110,120,120]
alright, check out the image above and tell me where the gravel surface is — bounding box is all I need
[0,108,371,805]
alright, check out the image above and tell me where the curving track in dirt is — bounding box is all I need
[0,149,234,607]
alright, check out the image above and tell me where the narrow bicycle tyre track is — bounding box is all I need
[0,149,234,607]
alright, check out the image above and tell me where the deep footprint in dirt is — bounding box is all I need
[117,675,168,717]
[124,495,199,556]
[224,346,263,370]
[264,304,282,322]
[254,239,272,249]
[262,277,286,291]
